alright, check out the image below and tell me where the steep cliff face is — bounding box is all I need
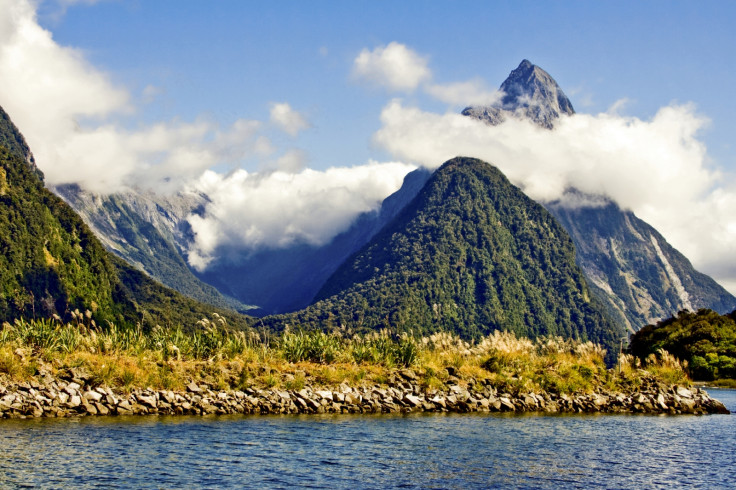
[546,197,736,331]
[49,185,251,312]
[462,60,736,330]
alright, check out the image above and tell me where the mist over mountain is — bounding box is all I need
[34,58,736,335]
[463,60,736,329]
[0,104,251,330]
[195,167,433,314]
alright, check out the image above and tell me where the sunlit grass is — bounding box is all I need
[0,317,691,394]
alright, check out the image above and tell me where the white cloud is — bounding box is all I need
[0,0,285,194]
[352,42,431,92]
[425,79,502,106]
[373,99,736,294]
[0,3,422,274]
[261,149,307,173]
[185,161,416,270]
[142,84,163,103]
[269,102,311,136]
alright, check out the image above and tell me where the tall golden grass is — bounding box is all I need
[0,317,688,393]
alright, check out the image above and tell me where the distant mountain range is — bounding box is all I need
[17,59,736,336]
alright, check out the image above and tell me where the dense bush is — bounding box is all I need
[629,309,736,380]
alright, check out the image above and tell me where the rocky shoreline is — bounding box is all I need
[0,367,730,419]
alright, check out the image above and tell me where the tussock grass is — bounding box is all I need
[0,317,689,394]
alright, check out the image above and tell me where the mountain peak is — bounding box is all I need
[462,59,574,129]
[300,156,621,357]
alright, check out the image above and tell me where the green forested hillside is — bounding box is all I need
[629,308,736,380]
[0,109,251,331]
[268,157,623,357]
[0,107,34,166]
[0,145,126,324]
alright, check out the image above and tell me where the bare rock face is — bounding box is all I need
[462,59,575,129]
[546,195,736,332]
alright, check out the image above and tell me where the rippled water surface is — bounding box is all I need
[1,389,734,489]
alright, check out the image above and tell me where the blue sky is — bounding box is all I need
[2,0,736,293]
[35,0,736,171]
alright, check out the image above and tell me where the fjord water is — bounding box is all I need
[1,390,734,489]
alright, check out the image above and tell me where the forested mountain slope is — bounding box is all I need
[0,105,251,330]
[269,157,623,357]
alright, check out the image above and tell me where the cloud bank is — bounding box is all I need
[185,161,415,270]
[0,1,413,263]
[0,1,321,195]
[373,99,736,293]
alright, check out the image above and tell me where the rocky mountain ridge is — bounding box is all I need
[462,59,575,129]
[461,60,736,330]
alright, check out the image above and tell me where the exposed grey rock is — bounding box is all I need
[84,390,103,402]
[462,59,574,130]
[64,383,81,396]
[462,61,736,331]
[186,382,202,393]
[0,371,730,419]
[676,386,693,399]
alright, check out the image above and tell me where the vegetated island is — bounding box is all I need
[0,314,729,419]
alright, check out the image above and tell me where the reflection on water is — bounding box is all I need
[0,389,734,489]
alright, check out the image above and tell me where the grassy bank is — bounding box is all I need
[1,316,689,395]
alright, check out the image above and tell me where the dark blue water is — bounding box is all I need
[1,389,734,489]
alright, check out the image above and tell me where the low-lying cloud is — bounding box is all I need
[373,99,736,293]
[185,161,415,271]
